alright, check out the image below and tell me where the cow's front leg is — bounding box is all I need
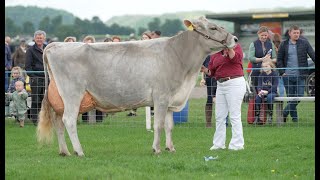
[152,103,168,154]
[164,110,175,152]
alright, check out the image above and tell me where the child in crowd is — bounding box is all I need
[7,66,25,93]
[5,80,29,127]
[254,60,279,124]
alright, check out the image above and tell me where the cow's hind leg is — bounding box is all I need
[152,102,169,154]
[164,110,175,152]
[52,114,71,156]
[62,105,84,157]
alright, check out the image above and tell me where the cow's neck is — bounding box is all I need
[168,31,209,72]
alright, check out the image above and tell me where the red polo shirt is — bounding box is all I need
[208,43,244,80]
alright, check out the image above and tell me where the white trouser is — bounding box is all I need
[212,76,246,149]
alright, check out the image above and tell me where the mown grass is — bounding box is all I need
[5,98,315,179]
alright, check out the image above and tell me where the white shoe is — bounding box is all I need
[209,145,226,150]
[228,146,244,151]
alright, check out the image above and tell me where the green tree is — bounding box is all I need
[110,23,121,35]
[73,17,86,34]
[109,23,135,35]
[160,19,184,36]
[39,16,51,33]
[148,18,161,31]
[5,17,21,36]
[22,21,35,35]
[51,15,63,32]
[91,16,108,34]
[55,25,81,41]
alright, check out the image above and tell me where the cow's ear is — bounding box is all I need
[184,20,195,31]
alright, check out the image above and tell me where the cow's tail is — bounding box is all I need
[37,49,53,144]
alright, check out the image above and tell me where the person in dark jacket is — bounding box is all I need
[200,55,217,128]
[276,25,315,122]
[25,30,47,125]
[254,60,278,125]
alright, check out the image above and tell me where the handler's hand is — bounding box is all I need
[200,65,207,73]
[200,79,206,87]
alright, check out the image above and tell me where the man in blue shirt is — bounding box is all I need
[276,25,315,122]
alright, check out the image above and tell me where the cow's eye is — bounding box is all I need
[210,27,217,30]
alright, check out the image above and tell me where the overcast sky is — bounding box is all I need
[5,0,315,22]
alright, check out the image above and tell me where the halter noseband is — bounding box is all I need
[193,28,229,47]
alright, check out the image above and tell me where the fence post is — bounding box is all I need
[146,106,151,130]
[88,109,96,123]
[276,102,283,126]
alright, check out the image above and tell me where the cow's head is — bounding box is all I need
[184,16,237,52]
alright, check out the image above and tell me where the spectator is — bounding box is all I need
[272,33,282,54]
[151,30,161,39]
[25,30,47,125]
[276,25,315,122]
[129,33,137,41]
[127,31,152,117]
[103,37,112,42]
[5,80,29,127]
[112,36,121,42]
[248,26,277,94]
[7,66,25,93]
[201,43,246,151]
[200,55,217,128]
[5,36,13,91]
[83,35,95,43]
[272,33,285,97]
[141,31,152,40]
[12,39,27,69]
[284,29,290,40]
[268,29,274,42]
[81,35,104,123]
[64,36,77,42]
[254,60,278,125]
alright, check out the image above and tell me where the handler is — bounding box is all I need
[201,43,246,151]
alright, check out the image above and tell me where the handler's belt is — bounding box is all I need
[217,75,243,83]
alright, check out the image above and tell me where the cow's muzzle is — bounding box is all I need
[234,36,238,43]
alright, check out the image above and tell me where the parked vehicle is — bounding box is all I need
[306,58,315,96]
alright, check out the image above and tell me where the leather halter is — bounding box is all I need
[193,28,229,47]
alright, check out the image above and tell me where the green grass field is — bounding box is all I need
[5,98,315,179]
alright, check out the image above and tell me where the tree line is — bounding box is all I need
[5,15,185,41]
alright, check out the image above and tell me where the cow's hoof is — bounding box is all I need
[59,152,71,156]
[74,151,85,157]
[165,147,176,153]
[153,148,161,154]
